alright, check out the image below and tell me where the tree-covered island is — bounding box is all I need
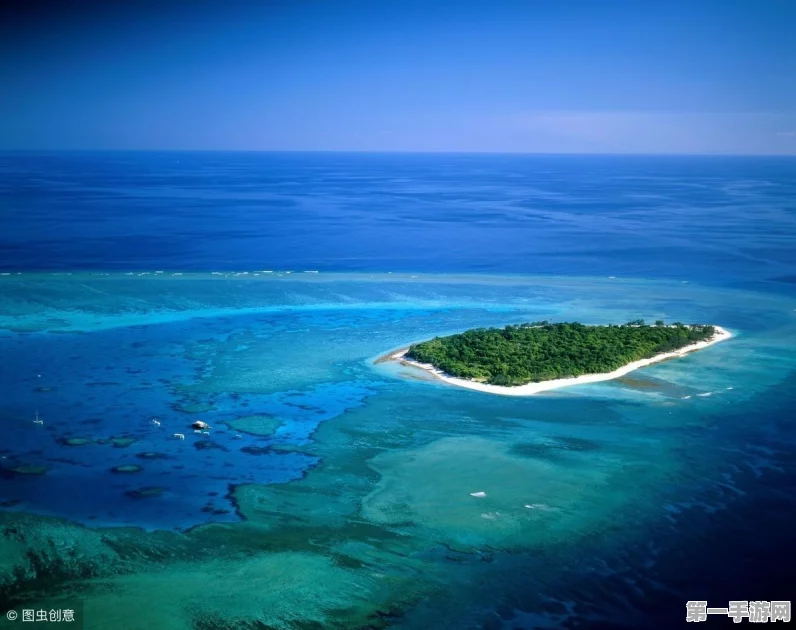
[405,321,717,387]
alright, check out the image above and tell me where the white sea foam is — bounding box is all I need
[524,503,557,511]
[470,491,487,498]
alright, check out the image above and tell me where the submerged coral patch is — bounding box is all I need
[240,445,271,456]
[126,486,164,499]
[194,440,227,451]
[109,437,139,448]
[5,464,49,477]
[58,437,93,447]
[111,464,143,473]
[135,451,170,460]
[509,436,601,460]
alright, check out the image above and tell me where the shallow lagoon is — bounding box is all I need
[1,273,795,628]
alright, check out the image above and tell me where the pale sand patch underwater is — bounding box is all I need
[360,436,618,549]
[381,325,732,396]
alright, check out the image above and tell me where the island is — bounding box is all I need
[380,320,732,396]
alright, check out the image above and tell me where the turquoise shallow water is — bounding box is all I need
[1,272,795,628]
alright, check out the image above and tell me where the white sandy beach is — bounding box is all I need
[385,325,732,396]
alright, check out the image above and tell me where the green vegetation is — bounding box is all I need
[406,320,716,386]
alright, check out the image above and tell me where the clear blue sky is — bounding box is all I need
[2,0,795,153]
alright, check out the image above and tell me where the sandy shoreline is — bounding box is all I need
[380,325,732,396]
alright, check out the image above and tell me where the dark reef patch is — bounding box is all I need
[194,440,228,452]
[285,402,324,412]
[268,443,316,456]
[201,505,232,515]
[126,486,165,499]
[240,445,271,456]
[48,457,89,467]
[135,451,170,460]
[510,436,601,459]
[550,436,601,451]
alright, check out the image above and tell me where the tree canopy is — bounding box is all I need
[405,321,716,386]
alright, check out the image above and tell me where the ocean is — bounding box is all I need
[1,152,795,629]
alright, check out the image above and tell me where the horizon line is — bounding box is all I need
[1,149,795,158]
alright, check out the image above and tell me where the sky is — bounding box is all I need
[1,0,795,154]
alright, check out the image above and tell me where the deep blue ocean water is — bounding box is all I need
[2,152,795,283]
[1,152,795,629]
